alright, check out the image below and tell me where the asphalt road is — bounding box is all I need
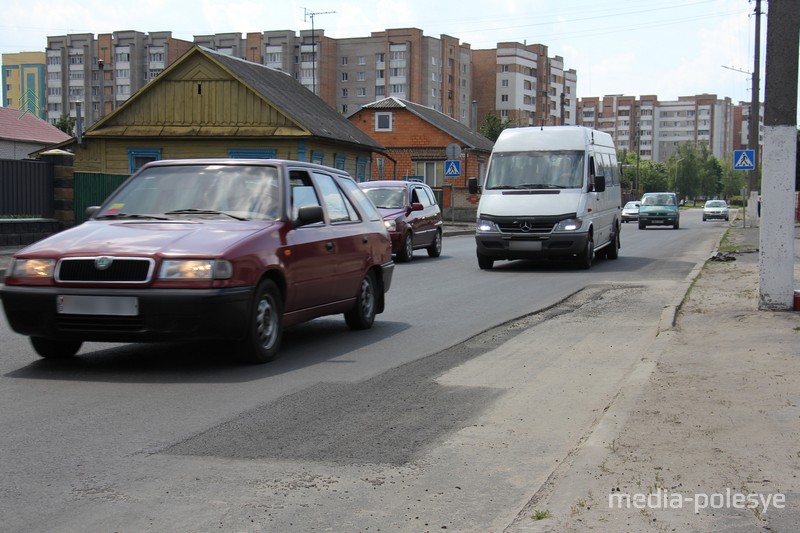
[0,208,731,532]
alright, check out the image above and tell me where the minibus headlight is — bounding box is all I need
[555,218,583,231]
[476,219,500,233]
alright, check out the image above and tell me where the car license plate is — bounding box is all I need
[510,240,542,251]
[57,295,139,316]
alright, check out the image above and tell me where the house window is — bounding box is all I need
[357,56,366,65]
[501,79,509,87]
[501,94,509,102]
[342,72,348,82]
[375,53,385,63]
[375,112,392,131]
[341,56,348,65]
[501,65,509,72]
[342,88,348,97]
[128,148,161,174]
[357,71,366,81]
[357,87,366,96]
[375,85,385,96]
[311,151,325,165]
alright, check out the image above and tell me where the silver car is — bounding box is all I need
[703,200,729,221]
[621,201,640,223]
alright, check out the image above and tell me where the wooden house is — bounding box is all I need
[49,46,385,222]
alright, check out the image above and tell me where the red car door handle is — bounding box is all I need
[325,241,335,251]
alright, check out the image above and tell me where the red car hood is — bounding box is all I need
[15,219,272,258]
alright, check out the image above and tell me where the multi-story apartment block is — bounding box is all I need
[472,42,576,128]
[577,94,737,162]
[45,31,192,127]
[2,51,47,120]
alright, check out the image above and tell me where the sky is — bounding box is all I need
[0,0,785,113]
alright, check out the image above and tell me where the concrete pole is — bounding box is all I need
[758,0,799,310]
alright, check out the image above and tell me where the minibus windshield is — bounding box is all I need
[484,151,585,190]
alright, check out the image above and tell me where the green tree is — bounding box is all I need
[479,113,517,142]
[719,158,745,199]
[696,142,722,200]
[639,161,670,193]
[669,142,701,203]
[55,114,75,136]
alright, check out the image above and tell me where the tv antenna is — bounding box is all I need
[303,8,335,95]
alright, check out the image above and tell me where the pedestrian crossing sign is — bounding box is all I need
[733,149,755,170]
[445,160,461,177]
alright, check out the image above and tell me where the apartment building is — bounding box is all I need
[577,94,738,162]
[45,31,192,127]
[472,42,577,128]
[2,51,47,120]
[238,28,474,126]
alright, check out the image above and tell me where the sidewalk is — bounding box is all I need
[506,220,800,532]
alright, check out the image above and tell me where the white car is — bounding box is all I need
[621,201,640,223]
[703,200,729,221]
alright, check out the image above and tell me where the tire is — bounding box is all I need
[30,337,82,359]
[638,221,646,230]
[673,219,680,229]
[345,270,377,330]
[426,229,442,258]
[238,279,283,364]
[397,232,413,262]
[577,234,593,269]
[605,227,620,260]
[702,216,707,221]
[477,252,494,270]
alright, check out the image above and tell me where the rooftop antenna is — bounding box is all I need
[303,8,335,96]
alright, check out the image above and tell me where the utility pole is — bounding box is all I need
[758,0,799,310]
[303,8,335,96]
[748,0,762,216]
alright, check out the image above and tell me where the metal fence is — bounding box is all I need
[0,159,54,216]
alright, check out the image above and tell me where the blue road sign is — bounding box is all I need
[445,160,461,177]
[733,149,755,170]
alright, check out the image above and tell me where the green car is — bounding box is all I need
[638,192,680,229]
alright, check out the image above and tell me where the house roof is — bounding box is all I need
[0,107,71,145]
[82,46,383,153]
[202,48,382,150]
[359,97,494,152]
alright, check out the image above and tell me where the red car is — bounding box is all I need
[359,180,443,262]
[0,159,394,363]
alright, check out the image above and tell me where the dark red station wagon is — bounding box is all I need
[0,159,395,363]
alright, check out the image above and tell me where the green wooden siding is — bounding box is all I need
[73,172,129,224]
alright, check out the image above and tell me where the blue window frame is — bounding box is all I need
[334,154,346,170]
[128,148,161,174]
[356,157,368,182]
[311,151,325,165]
[228,148,277,159]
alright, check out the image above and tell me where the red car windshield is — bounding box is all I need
[98,164,282,221]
